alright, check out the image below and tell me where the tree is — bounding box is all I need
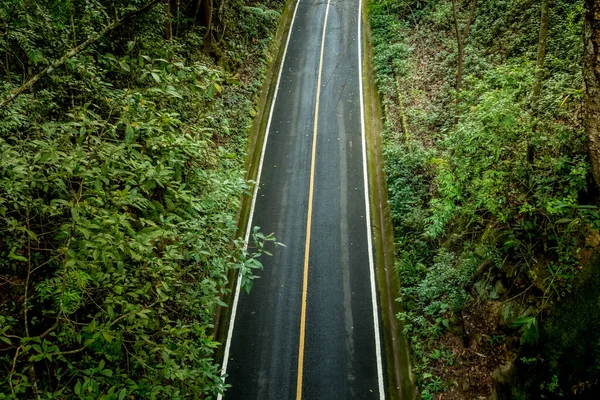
[0,0,164,109]
[164,0,173,40]
[584,0,600,187]
[200,0,214,46]
[532,0,550,111]
[451,0,477,95]
[529,0,550,165]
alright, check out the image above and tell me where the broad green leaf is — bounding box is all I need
[119,61,130,72]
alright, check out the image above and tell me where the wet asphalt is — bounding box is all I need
[223,0,386,398]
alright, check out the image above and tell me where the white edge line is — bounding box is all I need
[357,0,386,398]
[217,1,302,399]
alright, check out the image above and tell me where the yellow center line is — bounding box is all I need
[296,1,331,398]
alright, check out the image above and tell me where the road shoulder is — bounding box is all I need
[359,2,419,398]
[214,0,299,361]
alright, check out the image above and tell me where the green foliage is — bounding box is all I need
[371,0,596,395]
[512,316,539,345]
[0,0,285,398]
[509,260,600,398]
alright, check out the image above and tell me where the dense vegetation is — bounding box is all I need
[0,0,283,398]
[369,0,600,398]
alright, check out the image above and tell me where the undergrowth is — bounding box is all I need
[0,0,284,398]
[370,0,599,398]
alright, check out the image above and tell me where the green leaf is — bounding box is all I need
[101,331,113,343]
[8,252,27,262]
[119,61,130,72]
[151,72,161,83]
[125,125,134,144]
[74,381,82,396]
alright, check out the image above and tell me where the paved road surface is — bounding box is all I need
[221,0,386,398]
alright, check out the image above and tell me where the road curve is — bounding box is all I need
[220,0,387,398]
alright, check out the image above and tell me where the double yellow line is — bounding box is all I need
[296,0,332,398]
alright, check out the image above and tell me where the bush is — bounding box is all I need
[0,0,284,397]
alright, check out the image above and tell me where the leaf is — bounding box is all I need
[165,87,183,99]
[151,72,161,84]
[74,381,82,396]
[8,252,27,262]
[512,316,539,345]
[125,125,134,144]
[101,331,113,343]
[119,61,130,72]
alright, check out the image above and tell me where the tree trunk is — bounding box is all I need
[452,0,464,94]
[584,0,600,188]
[452,0,477,123]
[163,0,173,40]
[530,0,550,165]
[200,0,214,46]
[532,0,550,111]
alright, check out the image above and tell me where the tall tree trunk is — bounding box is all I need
[200,0,214,47]
[451,0,477,123]
[164,0,173,40]
[532,0,550,110]
[452,0,465,94]
[529,0,550,165]
[584,0,600,188]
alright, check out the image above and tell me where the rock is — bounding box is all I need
[586,230,600,247]
[489,389,499,400]
[495,280,507,296]
[492,361,516,384]
[462,377,470,391]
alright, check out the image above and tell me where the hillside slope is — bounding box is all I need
[368,0,600,398]
[0,0,283,398]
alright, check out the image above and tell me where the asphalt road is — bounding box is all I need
[221,0,386,398]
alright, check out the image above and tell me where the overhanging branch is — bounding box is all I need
[0,0,163,109]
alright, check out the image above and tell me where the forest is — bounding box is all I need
[0,0,282,398]
[369,0,600,398]
[2,0,600,398]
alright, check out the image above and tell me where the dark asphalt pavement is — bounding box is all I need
[222,0,386,398]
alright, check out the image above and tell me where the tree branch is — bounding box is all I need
[462,0,478,39]
[0,0,163,109]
